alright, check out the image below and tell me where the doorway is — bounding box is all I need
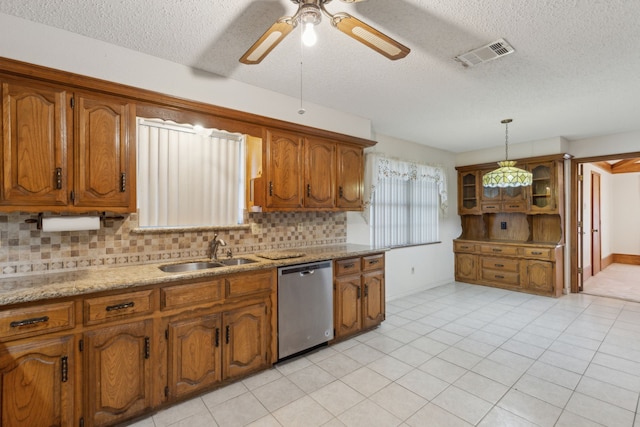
[571,153,640,301]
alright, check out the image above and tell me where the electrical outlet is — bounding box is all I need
[501,221,507,230]
[251,223,261,234]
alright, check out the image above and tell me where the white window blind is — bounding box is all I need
[364,155,448,247]
[137,118,245,227]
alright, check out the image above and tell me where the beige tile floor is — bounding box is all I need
[127,282,640,427]
[583,263,640,303]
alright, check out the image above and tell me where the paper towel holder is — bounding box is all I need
[25,212,125,230]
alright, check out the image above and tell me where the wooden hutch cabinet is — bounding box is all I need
[454,154,568,297]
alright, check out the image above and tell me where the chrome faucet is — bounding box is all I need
[210,234,227,260]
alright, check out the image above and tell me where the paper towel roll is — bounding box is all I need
[41,216,101,232]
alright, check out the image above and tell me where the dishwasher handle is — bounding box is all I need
[300,270,315,276]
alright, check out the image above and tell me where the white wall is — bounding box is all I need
[348,134,459,300]
[0,13,372,140]
[611,173,640,255]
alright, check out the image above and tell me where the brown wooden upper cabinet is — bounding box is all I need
[0,77,136,213]
[526,160,558,214]
[458,171,481,215]
[259,129,364,211]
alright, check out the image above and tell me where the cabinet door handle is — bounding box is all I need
[357,287,361,299]
[339,186,344,198]
[120,173,126,192]
[364,284,369,297]
[225,325,230,344]
[307,184,311,197]
[215,328,220,347]
[269,181,273,196]
[106,301,135,312]
[61,356,68,383]
[144,337,150,359]
[10,316,49,328]
[55,168,62,190]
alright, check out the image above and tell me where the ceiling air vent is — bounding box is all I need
[454,38,515,67]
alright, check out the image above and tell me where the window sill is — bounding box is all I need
[388,241,442,250]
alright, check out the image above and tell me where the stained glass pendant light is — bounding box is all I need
[482,119,533,187]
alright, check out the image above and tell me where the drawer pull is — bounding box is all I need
[61,356,68,383]
[495,264,504,268]
[344,263,355,269]
[10,316,49,328]
[106,301,135,312]
[486,205,496,209]
[531,251,543,255]
[461,246,470,249]
[509,205,519,208]
[368,259,380,265]
[495,275,505,279]
[492,249,502,252]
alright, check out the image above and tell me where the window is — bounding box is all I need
[365,155,447,247]
[136,118,245,228]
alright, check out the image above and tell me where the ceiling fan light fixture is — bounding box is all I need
[299,3,321,46]
[482,119,533,188]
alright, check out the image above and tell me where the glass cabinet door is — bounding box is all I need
[529,162,556,213]
[459,171,480,214]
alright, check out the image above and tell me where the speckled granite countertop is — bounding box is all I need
[0,244,388,307]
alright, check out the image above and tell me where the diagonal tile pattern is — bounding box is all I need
[127,282,640,427]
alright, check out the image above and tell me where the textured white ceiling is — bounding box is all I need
[2,0,640,152]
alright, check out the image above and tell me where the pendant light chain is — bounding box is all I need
[504,120,509,161]
[298,34,306,115]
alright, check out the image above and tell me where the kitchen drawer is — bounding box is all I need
[480,244,518,256]
[0,301,75,341]
[481,269,519,286]
[84,289,155,325]
[362,254,384,272]
[454,242,477,253]
[521,247,553,260]
[503,201,528,212]
[481,203,501,213]
[161,279,223,310]
[481,257,519,272]
[225,270,272,298]
[335,258,361,276]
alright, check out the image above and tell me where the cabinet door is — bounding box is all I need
[0,336,74,427]
[458,171,481,214]
[362,270,385,329]
[74,93,136,211]
[265,130,303,209]
[455,253,477,282]
[528,162,557,214]
[305,138,335,208]
[1,80,71,208]
[524,260,554,294]
[84,319,152,426]
[167,313,222,399]
[334,275,362,338]
[336,145,364,210]
[223,303,268,380]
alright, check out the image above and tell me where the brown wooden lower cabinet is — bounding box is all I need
[222,303,269,379]
[334,253,385,340]
[84,319,153,427]
[167,313,222,399]
[454,240,563,297]
[0,335,75,427]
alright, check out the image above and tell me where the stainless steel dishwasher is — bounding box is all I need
[278,261,334,360]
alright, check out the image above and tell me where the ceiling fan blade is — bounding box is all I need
[240,18,295,64]
[331,13,410,60]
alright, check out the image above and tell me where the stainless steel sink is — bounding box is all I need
[217,258,258,266]
[159,261,223,273]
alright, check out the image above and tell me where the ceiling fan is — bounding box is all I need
[240,0,410,64]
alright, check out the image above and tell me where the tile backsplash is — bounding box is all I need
[0,211,347,277]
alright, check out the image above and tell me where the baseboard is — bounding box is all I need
[582,264,592,281]
[612,253,640,265]
[602,254,614,269]
[386,277,454,301]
